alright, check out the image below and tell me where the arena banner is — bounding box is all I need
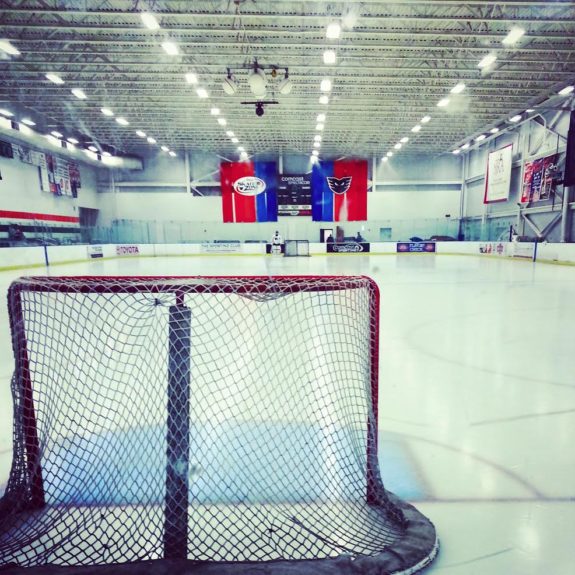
[484,144,513,203]
[278,174,311,216]
[201,241,241,253]
[520,154,558,203]
[327,242,370,253]
[311,160,368,221]
[87,245,104,259]
[221,161,278,223]
[396,242,436,253]
[115,245,140,256]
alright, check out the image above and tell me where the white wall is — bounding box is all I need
[0,147,102,217]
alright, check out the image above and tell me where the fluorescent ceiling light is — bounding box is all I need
[313,142,321,148]
[116,117,129,126]
[312,150,319,156]
[411,125,421,133]
[490,127,500,134]
[185,72,198,85]
[451,82,466,94]
[437,98,450,107]
[21,118,36,126]
[386,151,393,157]
[51,131,63,138]
[400,137,409,143]
[509,114,522,122]
[240,151,248,160]
[0,39,20,55]
[461,143,470,150]
[161,145,169,152]
[475,134,486,141]
[211,108,220,115]
[452,149,461,155]
[317,113,326,122]
[525,108,535,113]
[136,130,146,137]
[162,41,179,56]
[478,54,497,68]
[71,88,87,99]
[141,13,160,30]
[226,131,235,137]
[314,134,322,142]
[558,85,574,96]
[147,137,156,144]
[231,137,239,143]
[421,116,431,123]
[320,78,332,92]
[319,95,329,105]
[323,50,336,65]
[169,151,177,157]
[88,145,98,152]
[326,23,341,39]
[46,73,64,84]
[382,157,388,162]
[196,88,209,98]
[502,27,525,46]
[0,109,14,117]
[316,123,324,131]
[217,118,227,126]
[237,146,245,152]
[394,143,402,150]
[67,137,79,144]
[102,151,111,157]
[101,107,114,116]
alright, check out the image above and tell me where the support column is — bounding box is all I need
[560,185,573,243]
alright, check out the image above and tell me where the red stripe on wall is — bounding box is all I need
[0,210,80,224]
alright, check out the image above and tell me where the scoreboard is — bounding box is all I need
[278,174,311,216]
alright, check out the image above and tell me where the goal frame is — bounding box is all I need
[284,239,311,257]
[8,275,380,517]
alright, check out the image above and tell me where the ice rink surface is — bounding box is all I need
[1,253,574,574]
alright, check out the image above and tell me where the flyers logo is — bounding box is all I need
[326,176,352,195]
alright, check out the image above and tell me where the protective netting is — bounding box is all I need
[0,276,437,574]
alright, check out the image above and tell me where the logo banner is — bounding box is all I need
[396,242,436,253]
[221,161,278,223]
[327,242,370,253]
[311,160,368,221]
[520,153,558,203]
[484,144,513,203]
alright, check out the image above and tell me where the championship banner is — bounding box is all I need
[311,160,368,221]
[520,154,558,203]
[221,161,278,223]
[484,144,513,203]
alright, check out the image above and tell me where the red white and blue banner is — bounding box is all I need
[221,161,278,223]
[311,160,368,221]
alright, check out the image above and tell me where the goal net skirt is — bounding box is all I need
[0,276,437,573]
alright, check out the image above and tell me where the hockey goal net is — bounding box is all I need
[0,276,437,573]
[284,240,310,257]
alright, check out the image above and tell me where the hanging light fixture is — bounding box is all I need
[222,68,238,95]
[248,61,267,97]
[277,69,293,95]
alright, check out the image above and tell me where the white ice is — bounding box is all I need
[0,253,574,574]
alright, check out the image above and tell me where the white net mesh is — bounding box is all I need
[0,276,437,573]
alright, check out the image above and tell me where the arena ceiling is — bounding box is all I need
[1,0,575,161]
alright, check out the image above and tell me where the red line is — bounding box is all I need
[0,209,80,224]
